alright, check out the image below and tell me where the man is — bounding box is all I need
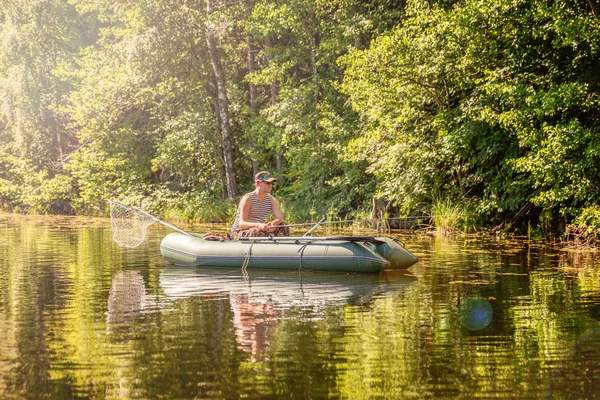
[230,171,289,239]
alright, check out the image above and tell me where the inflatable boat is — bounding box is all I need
[160,233,418,273]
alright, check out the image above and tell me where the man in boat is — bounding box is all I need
[230,171,290,240]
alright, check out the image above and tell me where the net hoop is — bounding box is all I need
[109,200,156,248]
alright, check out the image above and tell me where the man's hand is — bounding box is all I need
[255,222,269,231]
[265,221,279,232]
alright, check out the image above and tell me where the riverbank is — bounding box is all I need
[2,210,598,252]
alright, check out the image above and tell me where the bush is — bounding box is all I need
[562,206,600,249]
[159,189,236,224]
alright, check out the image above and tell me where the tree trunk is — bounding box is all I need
[265,37,279,103]
[211,96,228,199]
[206,0,237,199]
[247,36,259,177]
[265,36,284,184]
[587,0,598,16]
[312,32,320,144]
[53,113,64,171]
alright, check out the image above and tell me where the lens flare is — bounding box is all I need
[458,296,493,331]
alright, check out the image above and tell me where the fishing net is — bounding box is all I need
[109,200,156,248]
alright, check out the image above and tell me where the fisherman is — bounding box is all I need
[230,171,290,239]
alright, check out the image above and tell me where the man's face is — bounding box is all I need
[258,180,273,192]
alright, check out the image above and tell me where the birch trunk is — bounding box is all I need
[248,36,259,177]
[265,36,284,184]
[206,0,237,199]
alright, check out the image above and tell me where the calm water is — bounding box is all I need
[1,215,600,399]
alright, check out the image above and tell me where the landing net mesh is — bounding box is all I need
[109,200,155,248]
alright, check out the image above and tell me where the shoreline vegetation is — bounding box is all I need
[2,197,597,251]
[1,0,600,250]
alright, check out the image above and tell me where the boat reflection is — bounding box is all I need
[159,267,417,309]
[159,267,417,360]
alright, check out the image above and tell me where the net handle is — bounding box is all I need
[302,217,326,237]
[109,200,193,237]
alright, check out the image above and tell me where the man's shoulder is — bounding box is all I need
[239,193,252,203]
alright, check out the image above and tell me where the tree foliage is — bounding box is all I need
[339,0,600,226]
[0,0,599,233]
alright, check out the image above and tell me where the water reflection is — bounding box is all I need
[230,293,277,361]
[3,217,600,399]
[159,267,417,361]
[107,270,156,324]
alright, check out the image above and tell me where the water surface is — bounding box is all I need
[1,215,599,399]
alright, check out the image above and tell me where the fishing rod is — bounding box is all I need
[238,235,376,242]
[274,216,427,229]
[273,221,341,228]
[274,219,365,228]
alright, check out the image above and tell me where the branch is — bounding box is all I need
[587,0,598,17]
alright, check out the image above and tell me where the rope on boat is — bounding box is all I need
[296,240,312,272]
[393,237,406,247]
[241,240,256,274]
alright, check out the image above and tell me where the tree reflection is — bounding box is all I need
[3,219,600,398]
[544,327,600,399]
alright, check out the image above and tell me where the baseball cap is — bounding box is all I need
[255,171,276,183]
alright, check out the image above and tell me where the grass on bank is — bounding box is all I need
[163,197,236,224]
[159,194,476,236]
[428,197,476,235]
[113,191,600,249]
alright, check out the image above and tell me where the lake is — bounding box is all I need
[1,215,599,399]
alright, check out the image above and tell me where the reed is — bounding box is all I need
[430,197,466,235]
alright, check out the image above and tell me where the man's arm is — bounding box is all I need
[269,197,284,227]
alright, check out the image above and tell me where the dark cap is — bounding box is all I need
[255,171,276,183]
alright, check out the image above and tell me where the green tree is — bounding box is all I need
[0,0,86,212]
[473,0,600,218]
[243,0,406,219]
[339,0,600,225]
[64,0,227,214]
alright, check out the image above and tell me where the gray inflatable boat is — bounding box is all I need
[160,233,418,273]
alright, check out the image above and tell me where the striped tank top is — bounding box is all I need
[231,192,272,233]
